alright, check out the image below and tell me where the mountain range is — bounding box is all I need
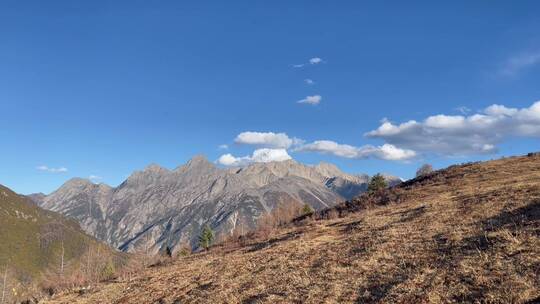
[33,156,400,254]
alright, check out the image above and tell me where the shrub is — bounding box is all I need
[177,242,192,257]
[326,209,339,220]
[416,164,434,177]
[100,260,115,281]
[116,254,146,283]
[255,201,304,239]
[302,204,314,215]
[368,174,387,193]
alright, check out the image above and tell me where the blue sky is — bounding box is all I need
[1,1,540,194]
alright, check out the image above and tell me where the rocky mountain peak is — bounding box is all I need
[61,177,94,189]
[143,163,169,173]
[27,192,46,205]
[315,162,342,177]
[186,155,214,168]
[125,164,171,184]
[175,155,216,174]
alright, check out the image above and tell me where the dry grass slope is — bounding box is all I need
[45,154,540,303]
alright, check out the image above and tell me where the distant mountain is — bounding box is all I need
[27,192,46,204]
[0,184,109,294]
[37,156,401,254]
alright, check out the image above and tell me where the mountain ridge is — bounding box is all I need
[35,156,400,254]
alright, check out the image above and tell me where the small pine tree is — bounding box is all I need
[302,204,314,215]
[368,173,387,193]
[198,225,214,251]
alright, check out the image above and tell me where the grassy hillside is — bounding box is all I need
[0,184,118,300]
[45,154,540,303]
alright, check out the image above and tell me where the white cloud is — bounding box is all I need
[234,131,299,149]
[36,165,68,173]
[292,57,323,68]
[297,95,321,105]
[295,140,416,161]
[217,154,240,166]
[484,104,518,116]
[424,115,465,129]
[378,144,418,161]
[295,140,359,158]
[218,144,229,150]
[304,79,315,85]
[309,57,323,65]
[231,131,415,162]
[218,148,292,166]
[224,101,540,162]
[500,51,540,77]
[366,101,540,156]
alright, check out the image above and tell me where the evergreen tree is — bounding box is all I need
[368,174,387,193]
[198,225,214,251]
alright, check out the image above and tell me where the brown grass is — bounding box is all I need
[43,154,540,303]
